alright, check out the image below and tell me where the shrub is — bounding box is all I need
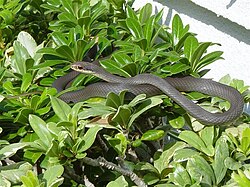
[0,0,249,186]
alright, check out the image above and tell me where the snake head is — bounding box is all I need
[71,61,96,74]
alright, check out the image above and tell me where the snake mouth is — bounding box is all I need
[71,64,83,71]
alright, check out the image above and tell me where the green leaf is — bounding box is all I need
[141,130,165,141]
[126,5,137,19]
[113,53,132,66]
[122,63,137,76]
[184,36,199,62]
[194,51,223,71]
[154,142,186,173]
[190,42,212,71]
[232,169,250,187]
[58,12,77,25]
[37,47,67,59]
[106,91,125,109]
[77,125,102,153]
[21,170,40,187]
[126,17,144,39]
[21,73,33,92]
[174,148,199,162]
[100,59,131,78]
[108,0,124,11]
[79,104,114,119]
[0,143,30,160]
[12,41,30,75]
[172,14,183,45]
[143,16,155,49]
[187,155,216,185]
[169,164,192,186]
[112,105,131,127]
[139,3,152,24]
[43,165,64,186]
[14,108,33,124]
[199,126,214,150]
[106,133,127,156]
[127,97,163,128]
[70,102,83,122]
[225,157,242,170]
[61,0,74,15]
[179,131,206,152]
[106,175,128,187]
[1,162,33,185]
[51,32,69,46]
[129,94,147,107]
[0,9,13,24]
[50,97,71,121]
[55,45,75,62]
[17,31,37,58]
[212,137,229,184]
[29,115,53,149]
[169,116,185,128]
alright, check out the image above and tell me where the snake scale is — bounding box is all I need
[52,58,244,125]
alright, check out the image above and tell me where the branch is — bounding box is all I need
[82,156,147,187]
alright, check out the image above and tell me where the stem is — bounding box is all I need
[82,156,147,187]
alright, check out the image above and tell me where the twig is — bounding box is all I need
[82,156,147,187]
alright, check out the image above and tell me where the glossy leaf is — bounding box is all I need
[179,131,206,153]
[21,73,33,92]
[106,175,128,187]
[100,59,131,78]
[232,169,250,187]
[107,0,124,11]
[17,31,37,58]
[212,137,229,184]
[50,97,71,121]
[199,126,214,150]
[194,51,223,71]
[106,91,126,109]
[225,157,242,170]
[169,164,192,186]
[184,36,199,62]
[141,129,165,141]
[127,97,163,128]
[187,155,216,185]
[139,3,152,24]
[154,142,186,173]
[169,116,185,128]
[126,17,144,39]
[106,133,127,156]
[12,41,30,75]
[172,14,183,45]
[29,115,53,149]
[174,148,199,162]
[21,170,40,187]
[143,16,155,49]
[1,162,33,185]
[126,5,137,19]
[112,105,131,127]
[0,143,30,160]
[55,45,75,62]
[43,165,64,186]
[77,125,102,153]
[190,42,212,70]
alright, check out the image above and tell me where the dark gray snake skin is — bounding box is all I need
[53,61,244,125]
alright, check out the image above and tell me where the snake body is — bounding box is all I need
[53,61,244,125]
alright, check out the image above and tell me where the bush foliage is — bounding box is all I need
[0,0,250,186]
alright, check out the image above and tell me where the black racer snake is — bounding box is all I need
[52,57,244,125]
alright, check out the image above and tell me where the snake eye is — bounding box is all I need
[77,65,83,70]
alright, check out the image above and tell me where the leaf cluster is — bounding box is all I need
[0,0,249,186]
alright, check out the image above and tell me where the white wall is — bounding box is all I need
[133,0,250,86]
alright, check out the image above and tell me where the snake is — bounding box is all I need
[52,58,244,125]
